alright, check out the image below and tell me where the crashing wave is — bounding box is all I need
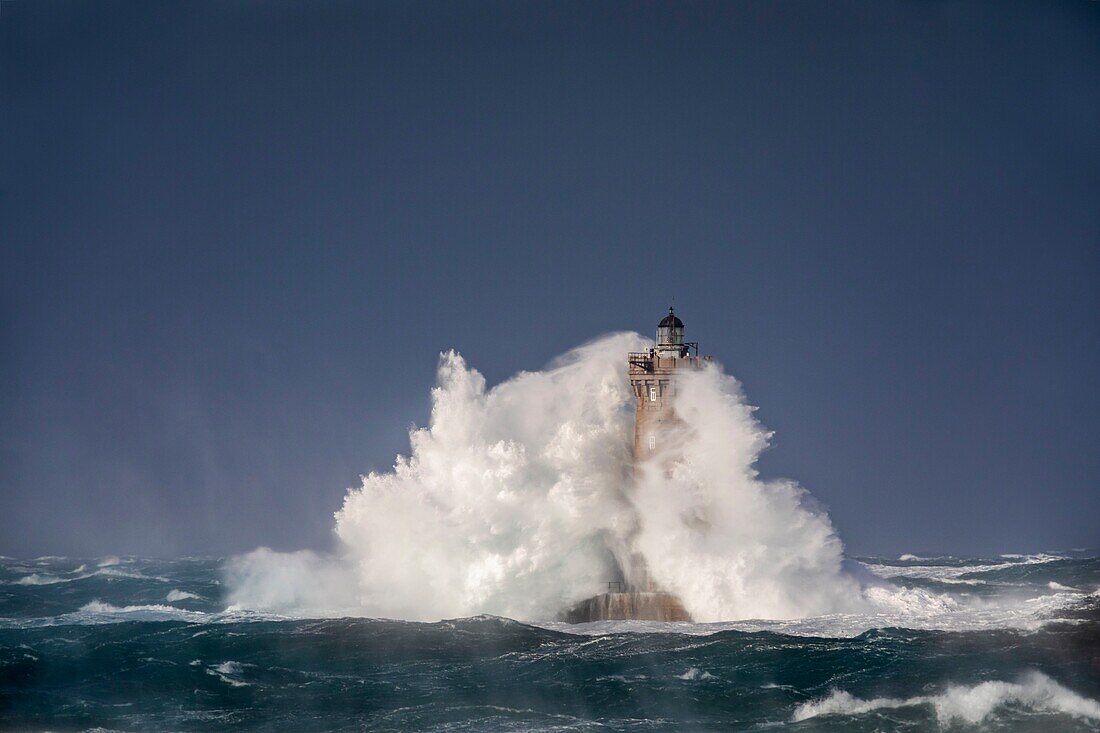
[793,671,1100,724]
[223,335,1088,628]
[231,334,865,622]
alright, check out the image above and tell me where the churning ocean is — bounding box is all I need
[1,552,1098,732]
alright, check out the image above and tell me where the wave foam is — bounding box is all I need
[862,554,1063,584]
[232,334,865,622]
[207,661,250,687]
[77,600,210,621]
[93,567,168,582]
[793,671,1100,724]
[14,573,66,585]
[8,567,167,586]
[221,336,1090,629]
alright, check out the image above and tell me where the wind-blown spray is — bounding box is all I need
[228,333,865,621]
[633,365,863,619]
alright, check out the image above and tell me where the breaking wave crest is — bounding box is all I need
[793,671,1100,724]
[7,566,167,586]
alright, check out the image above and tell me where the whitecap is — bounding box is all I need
[14,574,66,586]
[92,567,169,582]
[0,600,289,629]
[792,671,1100,724]
[6,566,166,586]
[207,660,251,686]
[78,600,205,618]
[861,554,1062,584]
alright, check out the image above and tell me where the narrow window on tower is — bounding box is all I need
[649,386,657,402]
[648,435,656,451]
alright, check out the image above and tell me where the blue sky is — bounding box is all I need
[2,1,1097,557]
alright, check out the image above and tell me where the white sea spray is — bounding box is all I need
[792,671,1100,724]
[222,333,1090,627]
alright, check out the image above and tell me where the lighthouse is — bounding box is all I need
[561,307,706,623]
[629,307,711,463]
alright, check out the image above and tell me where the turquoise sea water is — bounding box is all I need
[1,554,1097,731]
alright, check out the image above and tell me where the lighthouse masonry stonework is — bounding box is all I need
[629,307,712,463]
[561,307,707,623]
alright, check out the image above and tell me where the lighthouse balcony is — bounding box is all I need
[629,351,711,377]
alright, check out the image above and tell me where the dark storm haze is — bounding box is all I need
[2,1,1098,559]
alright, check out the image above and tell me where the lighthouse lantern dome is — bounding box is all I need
[656,307,685,350]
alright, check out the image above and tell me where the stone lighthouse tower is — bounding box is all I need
[629,307,711,463]
[560,307,705,624]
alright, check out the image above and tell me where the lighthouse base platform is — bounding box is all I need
[560,591,691,623]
